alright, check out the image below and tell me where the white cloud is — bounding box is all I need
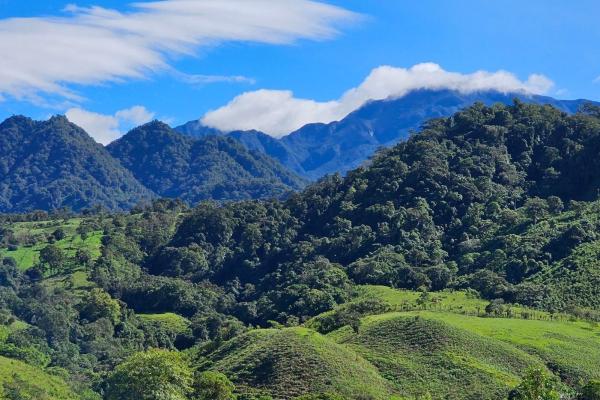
[0,0,357,104]
[115,105,156,126]
[202,63,555,137]
[66,106,155,144]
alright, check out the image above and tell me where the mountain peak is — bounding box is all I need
[137,119,172,131]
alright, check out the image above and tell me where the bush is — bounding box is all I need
[195,371,236,400]
[581,381,600,400]
[105,349,194,400]
[509,368,560,400]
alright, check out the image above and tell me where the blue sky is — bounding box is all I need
[0,0,599,143]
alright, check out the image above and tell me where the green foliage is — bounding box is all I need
[580,381,600,400]
[105,349,194,400]
[2,103,600,399]
[195,327,394,399]
[509,368,560,400]
[78,288,121,324]
[294,394,345,400]
[0,115,152,212]
[38,245,66,274]
[195,371,237,400]
[0,356,79,400]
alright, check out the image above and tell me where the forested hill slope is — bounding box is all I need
[107,121,306,204]
[281,101,600,309]
[0,115,153,213]
[153,101,600,329]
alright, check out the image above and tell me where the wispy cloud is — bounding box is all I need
[172,71,256,86]
[202,63,555,137]
[0,0,357,105]
[66,105,155,144]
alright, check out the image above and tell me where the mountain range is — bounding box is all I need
[0,89,597,213]
[177,89,596,179]
[0,115,153,213]
[0,117,304,213]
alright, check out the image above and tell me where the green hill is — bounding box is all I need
[0,218,103,270]
[193,284,600,399]
[329,314,540,400]
[195,327,396,399]
[2,103,600,399]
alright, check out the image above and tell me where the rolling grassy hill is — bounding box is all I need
[194,327,398,400]
[197,286,600,399]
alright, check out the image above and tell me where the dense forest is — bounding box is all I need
[0,102,600,399]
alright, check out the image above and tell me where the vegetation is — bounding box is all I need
[0,103,599,398]
[0,116,307,214]
[105,349,194,400]
[509,368,560,400]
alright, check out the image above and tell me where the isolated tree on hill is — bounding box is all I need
[523,198,549,224]
[39,244,66,275]
[75,248,92,266]
[79,288,121,324]
[51,228,66,241]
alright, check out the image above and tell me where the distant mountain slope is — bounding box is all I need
[177,89,597,180]
[107,121,306,203]
[0,115,153,212]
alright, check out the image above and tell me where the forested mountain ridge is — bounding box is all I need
[0,116,306,213]
[107,121,306,204]
[178,89,597,180]
[0,115,153,213]
[280,100,600,310]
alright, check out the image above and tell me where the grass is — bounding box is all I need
[138,313,192,336]
[329,313,541,400]
[415,311,600,383]
[0,355,79,399]
[204,285,600,399]
[324,286,600,398]
[355,285,551,316]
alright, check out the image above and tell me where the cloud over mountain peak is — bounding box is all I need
[201,63,554,137]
